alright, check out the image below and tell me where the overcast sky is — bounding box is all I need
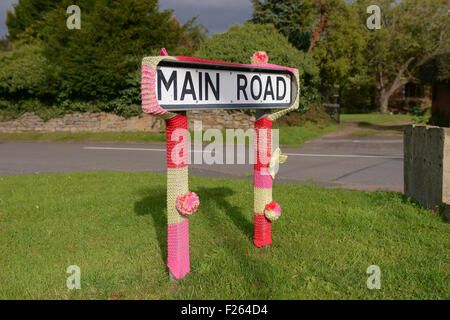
[0,0,253,39]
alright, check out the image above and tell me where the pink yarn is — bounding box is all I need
[176,192,200,216]
[174,56,297,76]
[160,48,168,56]
[251,51,269,65]
[167,219,190,279]
[141,64,167,115]
[264,201,281,222]
[254,169,273,189]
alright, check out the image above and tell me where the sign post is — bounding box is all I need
[141,50,300,280]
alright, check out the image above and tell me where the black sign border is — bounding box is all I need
[157,60,296,111]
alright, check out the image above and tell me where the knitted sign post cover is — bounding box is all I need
[141,50,300,280]
[254,116,274,247]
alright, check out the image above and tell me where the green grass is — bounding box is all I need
[0,172,448,299]
[0,131,166,143]
[278,124,341,147]
[0,123,341,147]
[341,113,413,125]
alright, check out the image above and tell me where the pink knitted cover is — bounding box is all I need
[167,219,190,279]
[254,117,273,247]
[166,114,190,279]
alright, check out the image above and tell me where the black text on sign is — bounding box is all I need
[156,62,293,110]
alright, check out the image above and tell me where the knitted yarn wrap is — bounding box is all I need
[176,192,200,216]
[264,201,281,222]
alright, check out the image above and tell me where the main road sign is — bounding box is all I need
[142,56,299,112]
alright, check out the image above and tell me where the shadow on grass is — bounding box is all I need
[197,186,276,297]
[134,185,276,297]
[134,188,167,264]
[197,186,253,241]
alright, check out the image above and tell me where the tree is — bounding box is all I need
[6,0,65,44]
[310,1,368,90]
[355,0,449,113]
[0,44,49,98]
[308,0,330,52]
[251,0,315,51]
[196,23,320,111]
[41,0,196,101]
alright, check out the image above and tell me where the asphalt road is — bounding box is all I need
[0,136,404,192]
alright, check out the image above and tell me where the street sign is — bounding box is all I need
[155,60,297,111]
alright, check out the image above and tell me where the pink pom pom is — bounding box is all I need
[264,201,281,221]
[251,51,269,65]
[176,192,200,216]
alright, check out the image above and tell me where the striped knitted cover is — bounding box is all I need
[165,114,190,279]
[253,116,273,247]
[141,51,300,280]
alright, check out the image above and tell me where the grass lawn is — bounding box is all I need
[0,123,341,148]
[0,131,167,143]
[277,124,341,147]
[340,113,413,125]
[0,172,448,300]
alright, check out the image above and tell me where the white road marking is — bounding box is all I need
[83,146,402,159]
[306,139,402,144]
[83,146,166,152]
[284,153,402,159]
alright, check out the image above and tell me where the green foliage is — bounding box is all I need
[339,73,377,113]
[182,16,208,52]
[412,104,432,125]
[42,0,183,101]
[251,0,314,51]
[196,23,320,111]
[311,0,368,88]
[0,39,12,51]
[354,0,449,112]
[0,44,49,98]
[6,0,64,43]
[1,0,207,121]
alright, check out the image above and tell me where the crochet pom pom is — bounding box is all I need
[264,201,281,221]
[251,51,269,65]
[176,192,200,216]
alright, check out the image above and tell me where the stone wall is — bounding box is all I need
[0,110,254,133]
[0,112,164,133]
[187,110,254,130]
[404,125,450,216]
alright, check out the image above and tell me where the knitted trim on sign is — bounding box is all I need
[167,219,190,279]
[254,214,272,247]
[141,56,177,118]
[268,69,300,121]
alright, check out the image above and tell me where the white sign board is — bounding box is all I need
[156,61,295,110]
